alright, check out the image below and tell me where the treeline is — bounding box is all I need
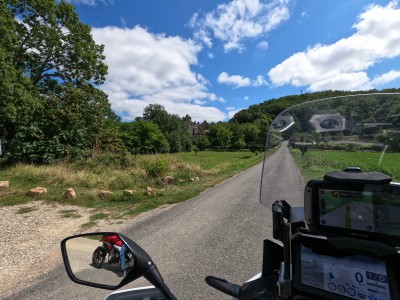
[0,0,268,165]
[1,1,399,165]
[230,89,400,125]
[109,103,268,155]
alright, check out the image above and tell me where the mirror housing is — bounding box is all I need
[104,286,164,300]
[62,232,177,300]
[61,232,154,290]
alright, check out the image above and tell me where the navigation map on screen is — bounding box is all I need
[318,188,400,236]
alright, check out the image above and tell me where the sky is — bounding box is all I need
[67,0,400,122]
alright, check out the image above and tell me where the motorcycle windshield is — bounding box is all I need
[260,93,400,210]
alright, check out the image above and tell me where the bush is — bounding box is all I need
[195,135,210,150]
[6,126,67,164]
[76,151,135,170]
[142,156,170,178]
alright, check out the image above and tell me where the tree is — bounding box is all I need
[241,123,259,146]
[0,47,41,146]
[255,116,272,148]
[1,0,117,163]
[143,104,192,152]
[118,120,169,154]
[165,115,192,152]
[3,0,107,88]
[6,83,120,163]
[195,135,210,150]
[231,110,252,124]
[229,123,246,149]
[208,123,232,148]
[143,104,170,128]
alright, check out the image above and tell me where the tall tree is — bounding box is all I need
[0,47,40,145]
[0,0,117,163]
[143,104,192,152]
[143,104,170,129]
[3,0,107,88]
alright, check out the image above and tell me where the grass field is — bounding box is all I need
[0,150,263,224]
[291,149,400,183]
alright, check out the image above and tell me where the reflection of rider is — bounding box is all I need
[102,235,123,247]
[102,235,126,277]
[102,235,123,262]
[119,244,127,277]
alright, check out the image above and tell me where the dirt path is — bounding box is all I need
[1,201,130,298]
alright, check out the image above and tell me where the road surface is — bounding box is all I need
[8,144,304,299]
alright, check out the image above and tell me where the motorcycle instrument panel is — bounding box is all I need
[291,236,399,300]
[300,244,390,300]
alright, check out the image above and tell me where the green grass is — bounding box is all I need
[292,149,400,183]
[81,212,110,228]
[166,150,260,171]
[16,206,37,214]
[0,151,263,219]
[90,212,109,220]
[60,209,82,219]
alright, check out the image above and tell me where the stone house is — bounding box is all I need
[182,115,209,136]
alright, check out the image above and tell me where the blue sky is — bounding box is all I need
[67,0,400,122]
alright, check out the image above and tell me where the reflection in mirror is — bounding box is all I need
[65,234,135,287]
[272,115,294,132]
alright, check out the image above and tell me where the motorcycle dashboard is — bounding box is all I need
[305,180,400,246]
[291,235,400,300]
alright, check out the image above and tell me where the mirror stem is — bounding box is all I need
[144,263,177,300]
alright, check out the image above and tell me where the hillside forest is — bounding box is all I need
[1,0,399,165]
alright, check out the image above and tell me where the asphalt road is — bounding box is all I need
[65,237,124,286]
[8,144,304,300]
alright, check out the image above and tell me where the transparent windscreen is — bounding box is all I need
[260,93,400,210]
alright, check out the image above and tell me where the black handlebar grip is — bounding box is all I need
[205,275,240,298]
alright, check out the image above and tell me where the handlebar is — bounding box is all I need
[205,276,240,298]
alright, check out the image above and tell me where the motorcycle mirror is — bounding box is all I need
[61,232,154,290]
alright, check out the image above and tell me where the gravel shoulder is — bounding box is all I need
[1,200,171,298]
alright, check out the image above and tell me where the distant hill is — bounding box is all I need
[229,88,400,124]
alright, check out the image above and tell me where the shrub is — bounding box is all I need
[142,156,170,178]
[77,151,135,170]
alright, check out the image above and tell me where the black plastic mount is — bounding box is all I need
[324,167,392,184]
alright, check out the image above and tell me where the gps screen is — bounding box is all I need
[318,187,400,236]
[300,244,391,300]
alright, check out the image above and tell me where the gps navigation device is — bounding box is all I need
[305,171,400,246]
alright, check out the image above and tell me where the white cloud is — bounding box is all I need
[92,26,226,122]
[189,0,291,52]
[253,75,269,87]
[209,93,226,103]
[244,96,249,100]
[370,70,400,86]
[218,72,251,87]
[217,72,269,88]
[196,73,210,86]
[226,106,236,110]
[268,2,400,91]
